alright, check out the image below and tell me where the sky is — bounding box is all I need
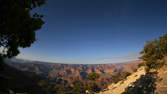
[17,0,167,64]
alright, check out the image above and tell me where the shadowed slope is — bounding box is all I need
[0,63,46,94]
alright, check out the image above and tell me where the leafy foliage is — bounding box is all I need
[87,72,100,93]
[71,81,86,94]
[0,0,45,93]
[87,72,100,81]
[0,0,45,58]
[138,63,145,68]
[140,34,167,69]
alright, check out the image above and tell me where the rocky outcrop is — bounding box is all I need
[98,57,167,94]
[97,67,146,94]
[155,59,167,94]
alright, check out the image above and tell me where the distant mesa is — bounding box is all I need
[5,58,141,89]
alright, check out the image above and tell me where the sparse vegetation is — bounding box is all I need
[87,72,100,81]
[71,81,86,94]
[87,72,100,93]
[111,71,131,83]
[122,72,157,94]
[138,63,145,68]
[87,82,100,93]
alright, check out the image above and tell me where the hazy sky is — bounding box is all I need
[18,0,167,64]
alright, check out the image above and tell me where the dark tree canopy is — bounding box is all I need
[87,82,101,93]
[140,34,167,69]
[87,72,100,81]
[0,0,45,58]
[71,81,86,94]
[87,72,100,93]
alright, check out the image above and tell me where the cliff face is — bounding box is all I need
[97,67,146,94]
[155,65,167,94]
[97,57,167,94]
[5,59,141,89]
[155,57,167,94]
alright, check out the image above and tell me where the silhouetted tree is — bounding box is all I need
[0,1,45,93]
[0,0,45,62]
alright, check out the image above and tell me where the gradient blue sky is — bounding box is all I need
[18,0,167,64]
